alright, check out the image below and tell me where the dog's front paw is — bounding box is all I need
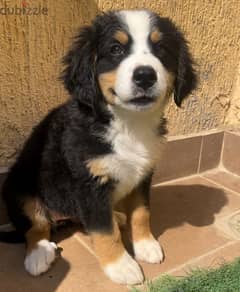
[103,251,144,285]
[134,237,164,264]
[24,240,58,276]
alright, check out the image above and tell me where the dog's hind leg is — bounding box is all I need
[23,198,58,276]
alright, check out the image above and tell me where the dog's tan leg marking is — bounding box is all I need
[86,158,109,184]
[131,204,152,241]
[91,214,143,285]
[23,199,57,276]
[127,190,164,264]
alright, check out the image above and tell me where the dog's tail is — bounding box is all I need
[0,223,25,243]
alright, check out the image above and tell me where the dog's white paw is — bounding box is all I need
[24,240,57,276]
[103,251,144,285]
[134,237,164,264]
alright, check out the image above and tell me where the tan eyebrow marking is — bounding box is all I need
[150,30,162,43]
[114,30,129,45]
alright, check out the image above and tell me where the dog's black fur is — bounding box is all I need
[0,10,197,243]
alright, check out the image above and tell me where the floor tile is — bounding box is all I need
[0,238,70,292]
[199,132,223,172]
[0,233,125,292]
[157,176,240,219]
[76,176,239,283]
[203,170,240,194]
[171,241,240,276]
[153,136,202,183]
[141,177,232,279]
[55,236,126,292]
[1,175,240,291]
[214,210,240,240]
[222,132,240,175]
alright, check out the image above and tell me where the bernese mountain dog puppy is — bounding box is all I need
[0,9,196,285]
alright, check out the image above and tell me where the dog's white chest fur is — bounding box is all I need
[104,110,165,203]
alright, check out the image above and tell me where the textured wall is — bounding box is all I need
[225,64,240,126]
[0,0,240,166]
[0,0,98,166]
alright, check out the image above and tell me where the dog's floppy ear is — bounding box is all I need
[174,38,197,107]
[60,26,97,109]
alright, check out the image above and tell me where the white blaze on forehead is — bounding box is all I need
[113,10,169,107]
[119,10,151,53]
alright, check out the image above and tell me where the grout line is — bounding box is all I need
[197,136,204,173]
[199,167,220,176]
[225,130,240,137]
[200,165,240,180]
[217,165,240,179]
[214,209,240,238]
[153,166,230,187]
[167,129,224,141]
[163,240,237,276]
[200,175,240,197]
[223,168,240,178]
[154,161,240,188]
[73,234,96,257]
[218,131,226,169]
[153,173,202,187]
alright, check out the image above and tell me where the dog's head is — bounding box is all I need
[61,10,197,112]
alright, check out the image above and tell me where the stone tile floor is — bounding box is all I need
[1,169,240,291]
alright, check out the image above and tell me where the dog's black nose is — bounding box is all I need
[133,66,157,90]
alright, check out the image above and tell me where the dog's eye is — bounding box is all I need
[155,42,165,52]
[110,44,124,56]
[155,42,171,58]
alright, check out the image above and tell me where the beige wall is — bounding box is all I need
[0,0,240,167]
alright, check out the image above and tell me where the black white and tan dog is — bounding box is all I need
[0,9,196,285]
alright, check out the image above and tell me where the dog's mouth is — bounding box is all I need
[128,96,156,106]
[109,88,157,108]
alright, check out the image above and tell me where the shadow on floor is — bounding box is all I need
[0,241,70,292]
[0,182,228,291]
[150,184,228,238]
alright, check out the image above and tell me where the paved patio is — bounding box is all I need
[1,168,240,291]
